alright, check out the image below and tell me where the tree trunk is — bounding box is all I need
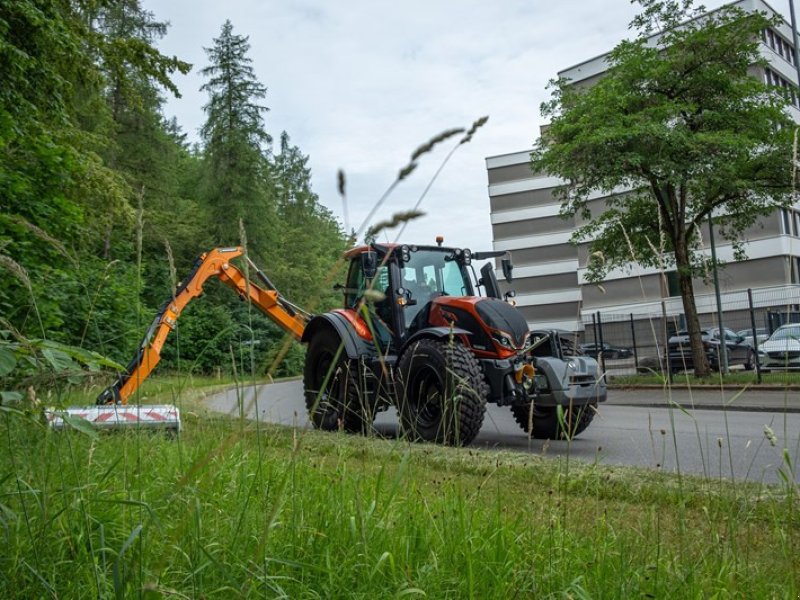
[674,240,710,376]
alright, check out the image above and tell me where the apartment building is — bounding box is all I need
[487,0,800,335]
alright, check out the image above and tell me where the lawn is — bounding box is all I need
[1,377,798,598]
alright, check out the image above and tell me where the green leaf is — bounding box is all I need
[0,391,23,404]
[60,414,100,440]
[40,347,75,372]
[0,347,16,377]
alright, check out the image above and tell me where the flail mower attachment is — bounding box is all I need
[45,404,181,434]
[46,247,309,435]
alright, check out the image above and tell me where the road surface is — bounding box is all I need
[206,380,800,483]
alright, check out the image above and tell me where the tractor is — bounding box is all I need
[56,241,606,443]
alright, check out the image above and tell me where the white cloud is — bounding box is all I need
[144,0,740,251]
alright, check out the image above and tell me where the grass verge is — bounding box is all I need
[1,379,798,598]
[611,370,800,387]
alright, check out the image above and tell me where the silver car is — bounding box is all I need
[758,324,800,371]
[736,327,769,348]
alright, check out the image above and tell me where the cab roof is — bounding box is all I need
[343,243,460,260]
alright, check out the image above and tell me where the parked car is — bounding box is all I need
[580,342,633,360]
[667,327,755,373]
[636,355,665,374]
[736,327,770,348]
[757,324,800,371]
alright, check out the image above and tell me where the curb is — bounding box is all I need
[604,400,800,414]
[609,384,800,392]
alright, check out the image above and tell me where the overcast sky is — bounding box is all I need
[144,0,744,252]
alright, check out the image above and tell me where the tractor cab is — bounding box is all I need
[342,241,518,352]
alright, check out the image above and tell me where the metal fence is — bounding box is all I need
[579,285,800,380]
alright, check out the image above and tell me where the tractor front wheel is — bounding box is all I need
[396,338,487,446]
[303,329,370,433]
[510,402,596,440]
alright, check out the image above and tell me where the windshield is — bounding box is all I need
[400,249,472,328]
[400,249,471,298]
[770,326,800,341]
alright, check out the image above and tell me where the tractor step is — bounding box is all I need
[45,405,181,434]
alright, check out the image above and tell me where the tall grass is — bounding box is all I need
[1,408,798,598]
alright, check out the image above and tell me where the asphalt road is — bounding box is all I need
[205,380,800,484]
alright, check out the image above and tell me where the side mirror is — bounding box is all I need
[361,251,378,279]
[501,258,514,283]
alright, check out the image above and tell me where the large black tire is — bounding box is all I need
[396,338,488,446]
[303,329,371,433]
[510,402,596,440]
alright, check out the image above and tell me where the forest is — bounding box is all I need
[0,1,350,385]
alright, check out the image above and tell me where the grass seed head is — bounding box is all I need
[764,424,778,447]
[460,115,489,144]
[398,162,418,181]
[337,169,346,196]
[0,253,33,293]
[410,128,466,161]
[365,210,426,241]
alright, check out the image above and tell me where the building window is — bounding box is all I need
[765,68,800,109]
[665,270,681,297]
[782,208,792,235]
[764,27,795,66]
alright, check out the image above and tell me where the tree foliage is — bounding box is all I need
[531,0,796,375]
[0,6,347,385]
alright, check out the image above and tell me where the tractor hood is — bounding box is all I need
[428,296,529,349]
[474,298,529,347]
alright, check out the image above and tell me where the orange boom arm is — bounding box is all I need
[97,247,310,405]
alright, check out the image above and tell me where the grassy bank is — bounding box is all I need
[610,370,800,387]
[0,380,798,598]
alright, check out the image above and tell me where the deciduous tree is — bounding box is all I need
[531,0,795,376]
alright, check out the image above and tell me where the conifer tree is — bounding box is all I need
[200,20,274,256]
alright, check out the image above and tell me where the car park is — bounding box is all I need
[667,327,755,373]
[579,342,633,359]
[757,324,800,371]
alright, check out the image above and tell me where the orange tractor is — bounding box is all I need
[53,242,606,444]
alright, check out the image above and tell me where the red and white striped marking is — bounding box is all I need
[46,405,181,432]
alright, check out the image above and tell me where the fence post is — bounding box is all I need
[597,311,606,373]
[748,288,762,384]
[591,312,598,345]
[630,312,638,372]
[662,300,672,384]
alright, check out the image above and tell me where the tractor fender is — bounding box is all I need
[401,326,472,353]
[301,313,375,360]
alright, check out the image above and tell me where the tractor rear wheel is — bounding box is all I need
[303,329,371,433]
[510,402,596,440]
[396,338,487,446]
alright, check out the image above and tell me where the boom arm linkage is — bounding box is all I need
[97,247,310,405]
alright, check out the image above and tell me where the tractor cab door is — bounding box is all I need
[345,254,395,349]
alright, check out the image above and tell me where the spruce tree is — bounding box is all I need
[200,20,274,256]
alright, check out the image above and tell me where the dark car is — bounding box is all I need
[667,327,755,373]
[580,342,633,360]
